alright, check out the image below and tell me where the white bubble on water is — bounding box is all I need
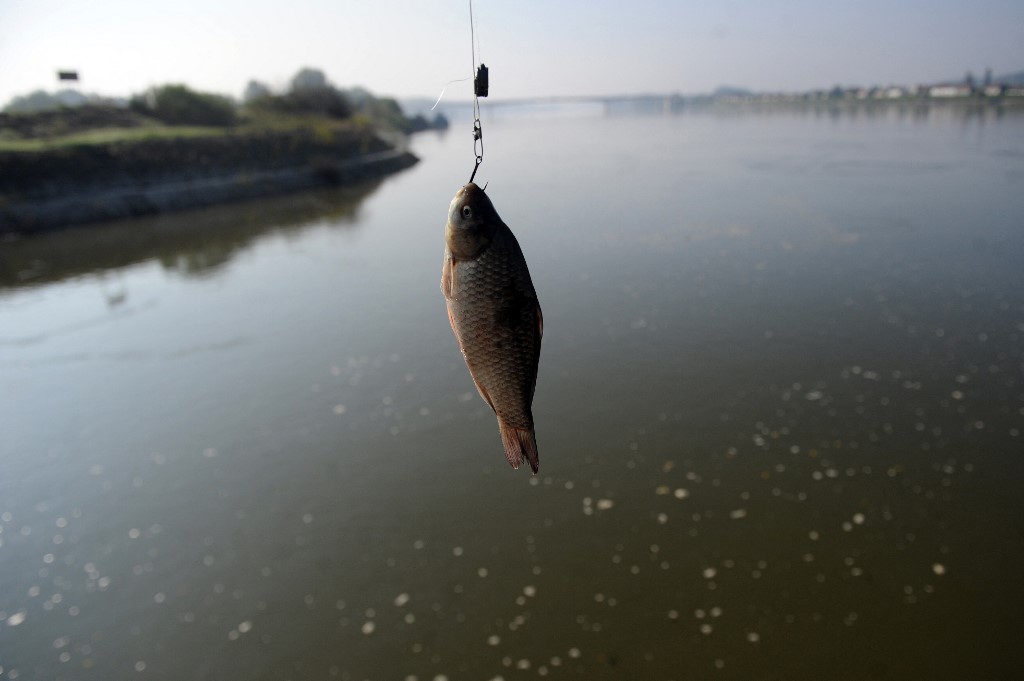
[932,563,946,576]
[361,621,375,635]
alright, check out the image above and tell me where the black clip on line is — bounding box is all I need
[469,64,488,184]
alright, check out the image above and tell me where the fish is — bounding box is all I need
[441,183,543,473]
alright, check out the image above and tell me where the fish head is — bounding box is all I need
[446,183,501,259]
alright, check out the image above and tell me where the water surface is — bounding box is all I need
[2,105,1023,680]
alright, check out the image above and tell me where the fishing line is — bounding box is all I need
[432,1,488,181]
[430,77,471,111]
[468,0,487,184]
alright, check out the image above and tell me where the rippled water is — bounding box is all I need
[2,105,1023,680]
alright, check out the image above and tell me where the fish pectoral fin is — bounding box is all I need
[498,420,539,474]
[446,301,459,338]
[440,255,455,299]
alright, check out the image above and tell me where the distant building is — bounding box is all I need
[929,84,972,98]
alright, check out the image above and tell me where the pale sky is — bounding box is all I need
[1,0,1022,106]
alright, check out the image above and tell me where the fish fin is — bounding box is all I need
[473,377,496,413]
[527,302,543,403]
[446,301,458,338]
[498,420,540,474]
[440,255,454,299]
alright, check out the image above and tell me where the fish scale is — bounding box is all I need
[451,235,537,430]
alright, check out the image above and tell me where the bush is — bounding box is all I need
[131,84,237,126]
[248,88,352,119]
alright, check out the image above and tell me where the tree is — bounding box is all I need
[132,84,236,126]
[243,80,272,102]
[290,68,329,93]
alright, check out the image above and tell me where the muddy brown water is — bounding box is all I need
[2,105,1023,680]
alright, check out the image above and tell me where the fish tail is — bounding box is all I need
[498,420,540,474]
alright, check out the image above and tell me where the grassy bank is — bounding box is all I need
[0,106,419,233]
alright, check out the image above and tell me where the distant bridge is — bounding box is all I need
[439,93,686,115]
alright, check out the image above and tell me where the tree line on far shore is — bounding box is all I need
[2,67,448,134]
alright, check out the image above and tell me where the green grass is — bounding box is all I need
[0,124,231,152]
[0,115,375,153]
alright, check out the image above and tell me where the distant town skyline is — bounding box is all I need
[1,0,1022,107]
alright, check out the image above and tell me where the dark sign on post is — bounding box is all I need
[57,70,79,82]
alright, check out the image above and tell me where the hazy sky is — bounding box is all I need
[1,0,1022,106]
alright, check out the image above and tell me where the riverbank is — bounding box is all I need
[0,122,418,234]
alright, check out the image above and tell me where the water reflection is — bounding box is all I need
[435,96,1024,130]
[0,178,384,289]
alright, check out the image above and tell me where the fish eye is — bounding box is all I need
[461,205,472,219]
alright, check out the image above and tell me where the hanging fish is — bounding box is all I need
[441,183,543,473]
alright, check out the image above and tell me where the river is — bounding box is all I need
[1,104,1023,680]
